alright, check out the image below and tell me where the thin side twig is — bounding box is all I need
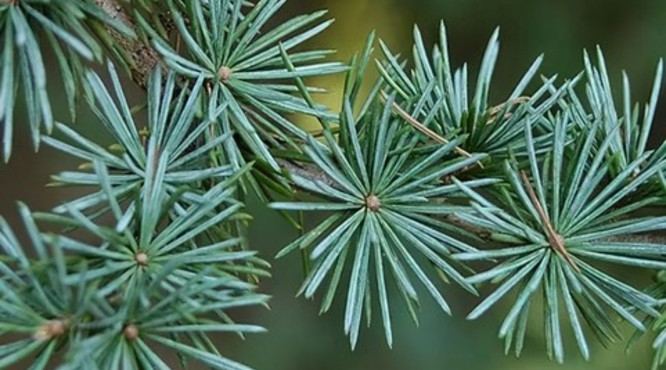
[520,170,580,273]
[380,91,474,159]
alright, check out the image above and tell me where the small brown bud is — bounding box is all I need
[134,252,148,267]
[33,319,68,341]
[217,66,232,82]
[365,195,381,212]
[123,324,139,340]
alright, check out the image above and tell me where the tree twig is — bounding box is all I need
[520,170,580,272]
[93,0,161,88]
[379,91,474,159]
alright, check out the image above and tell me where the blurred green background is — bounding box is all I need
[3,0,666,369]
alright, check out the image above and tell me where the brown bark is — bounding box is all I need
[92,0,161,88]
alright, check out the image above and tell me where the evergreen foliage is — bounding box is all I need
[1,0,666,368]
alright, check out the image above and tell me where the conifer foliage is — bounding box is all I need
[1,0,666,369]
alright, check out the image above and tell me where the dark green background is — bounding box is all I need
[2,1,666,369]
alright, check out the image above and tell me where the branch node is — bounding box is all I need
[218,66,233,82]
[123,324,139,340]
[33,319,68,341]
[365,195,381,212]
[134,252,149,267]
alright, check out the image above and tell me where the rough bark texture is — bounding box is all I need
[93,0,161,88]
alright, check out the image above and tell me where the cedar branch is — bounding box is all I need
[95,0,666,247]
